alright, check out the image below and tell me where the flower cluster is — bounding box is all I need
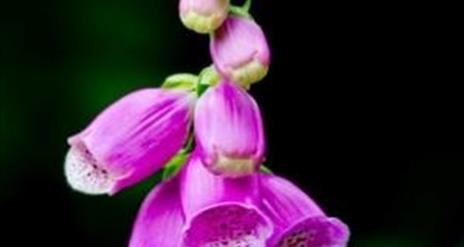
[64,0,350,246]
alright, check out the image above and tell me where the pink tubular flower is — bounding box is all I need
[127,155,349,246]
[65,89,195,195]
[260,174,350,247]
[179,0,230,34]
[194,80,265,177]
[128,153,272,247]
[211,16,270,88]
[180,153,273,246]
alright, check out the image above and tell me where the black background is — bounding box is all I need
[1,1,462,246]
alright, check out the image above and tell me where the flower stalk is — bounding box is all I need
[65,0,351,246]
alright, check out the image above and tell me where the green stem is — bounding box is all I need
[242,0,252,12]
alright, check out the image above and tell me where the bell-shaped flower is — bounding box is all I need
[194,80,265,177]
[129,153,272,246]
[65,89,195,195]
[180,152,273,246]
[210,16,270,87]
[179,0,230,34]
[260,174,351,247]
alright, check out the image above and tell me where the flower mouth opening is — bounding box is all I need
[64,145,115,195]
[276,216,350,247]
[182,203,272,247]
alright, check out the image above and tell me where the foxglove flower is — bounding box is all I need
[211,16,270,87]
[65,89,195,195]
[129,153,272,246]
[180,153,273,246]
[179,0,229,34]
[194,80,265,177]
[260,174,350,247]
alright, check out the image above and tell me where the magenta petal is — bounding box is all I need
[180,153,272,246]
[180,153,260,216]
[260,174,350,246]
[65,89,195,195]
[260,174,325,227]
[194,80,265,177]
[129,178,184,247]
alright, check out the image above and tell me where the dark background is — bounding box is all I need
[1,1,462,246]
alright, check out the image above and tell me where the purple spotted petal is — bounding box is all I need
[129,178,184,247]
[180,152,272,246]
[194,80,265,177]
[211,16,270,87]
[260,174,350,247]
[65,88,195,195]
[183,203,271,247]
[275,217,349,247]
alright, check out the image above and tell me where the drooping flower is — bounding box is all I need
[179,0,230,34]
[128,152,273,247]
[210,16,270,88]
[180,152,273,246]
[65,88,195,195]
[194,80,265,177]
[260,174,350,247]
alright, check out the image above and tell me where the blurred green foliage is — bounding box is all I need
[1,0,179,245]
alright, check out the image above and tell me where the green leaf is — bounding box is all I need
[162,150,190,180]
[183,133,195,153]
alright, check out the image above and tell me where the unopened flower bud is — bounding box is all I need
[179,0,229,34]
[210,16,270,87]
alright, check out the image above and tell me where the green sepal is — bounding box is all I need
[260,165,273,174]
[162,73,198,91]
[242,0,252,12]
[229,6,253,19]
[198,66,220,86]
[196,65,220,96]
[229,0,253,19]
